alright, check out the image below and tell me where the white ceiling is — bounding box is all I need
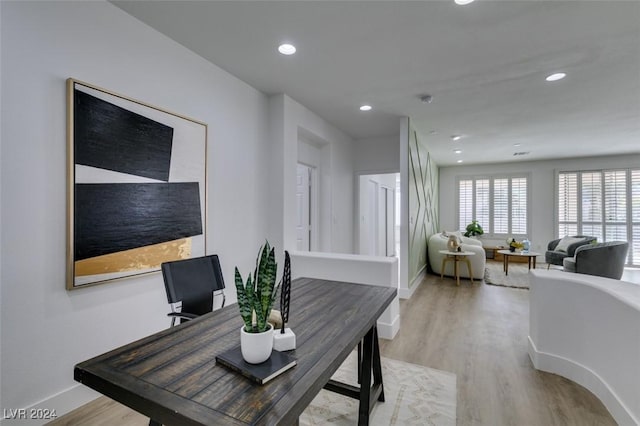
[112,0,640,166]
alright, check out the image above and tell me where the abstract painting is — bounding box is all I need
[67,79,207,289]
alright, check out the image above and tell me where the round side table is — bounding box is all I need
[438,250,476,286]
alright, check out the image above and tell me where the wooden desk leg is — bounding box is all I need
[454,257,460,286]
[357,341,362,384]
[465,258,473,284]
[527,257,532,270]
[357,326,385,425]
[503,255,507,272]
[505,255,510,276]
[533,257,537,269]
[440,257,446,280]
[323,327,384,425]
[372,327,385,403]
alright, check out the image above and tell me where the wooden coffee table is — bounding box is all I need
[497,250,541,275]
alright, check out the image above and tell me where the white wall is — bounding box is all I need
[270,94,355,255]
[439,154,640,253]
[289,251,400,340]
[529,270,640,425]
[0,1,3,413]
[0,0,273,417]
[353,135,400,174]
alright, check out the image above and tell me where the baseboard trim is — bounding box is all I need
[528,336,637,426]
[399,267,426,299]
[377,313,400,340]
[0,384,100,426]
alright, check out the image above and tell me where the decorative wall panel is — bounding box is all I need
[408,123,439,285]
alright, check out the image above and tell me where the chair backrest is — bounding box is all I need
[161,255,225,317]
[575,241,629,279]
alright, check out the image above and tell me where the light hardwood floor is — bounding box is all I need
[379,266,616,426]
[51,263,616,425]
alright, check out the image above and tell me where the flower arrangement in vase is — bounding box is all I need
[506,237,524,252]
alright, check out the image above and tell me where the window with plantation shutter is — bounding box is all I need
[581,172,603,241]
[493,179,509,234]
[457,175,529,237]
[511,178,527,234]
[475,179,490,234]
[557,168,639,266]
[459,179,473,231]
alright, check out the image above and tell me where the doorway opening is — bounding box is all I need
[296,163,317,251]
[358,173,400,258]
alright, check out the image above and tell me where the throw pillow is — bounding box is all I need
[555,236,584,253]
[449,230,464,241]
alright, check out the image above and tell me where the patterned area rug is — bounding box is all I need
[484,261,547,289]
[300,352,456,426]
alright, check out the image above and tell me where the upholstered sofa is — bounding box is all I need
[428,232,486,279]
[563,241,629,279]
[545,235,597,267]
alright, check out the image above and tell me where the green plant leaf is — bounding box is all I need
[245,274,257,332]
[234,267,253,330]
[237,240,282,333]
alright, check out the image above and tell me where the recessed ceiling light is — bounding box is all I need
[457,159,464,163]
[454,149,462,154]
[545,72,566,82]
[278,44,296,55]
[359,105,372,111]
[451,135,462,141]
[454,0,475,5]
[513,143,521,147]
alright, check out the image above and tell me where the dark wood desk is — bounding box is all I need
[74,278,396,425]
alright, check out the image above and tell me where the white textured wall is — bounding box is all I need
[0,1,3,414]
[529,270,640,425]
[439,154,640,253]
[289,251,400,340]
[271,94,355,255]
[353,135,400,174]
[0,0,271,417]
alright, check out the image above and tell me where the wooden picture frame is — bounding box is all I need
[66,78,207,289]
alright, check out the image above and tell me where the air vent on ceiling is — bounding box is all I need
[513,151,530,156]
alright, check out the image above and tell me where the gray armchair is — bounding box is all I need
[545,235,597,267]
[562,241,629,279]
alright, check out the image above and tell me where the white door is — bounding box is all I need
[386,188,395,256]
[368,180,379,255]
[296,164,311,251]
[377,187,387,256]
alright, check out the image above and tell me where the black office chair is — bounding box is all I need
[161,254,226,327]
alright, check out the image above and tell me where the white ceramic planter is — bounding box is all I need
[240,324,274,364]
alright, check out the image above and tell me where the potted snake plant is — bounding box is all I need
[234,241,280,364]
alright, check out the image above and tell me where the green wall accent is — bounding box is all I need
[408,124,439,285]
